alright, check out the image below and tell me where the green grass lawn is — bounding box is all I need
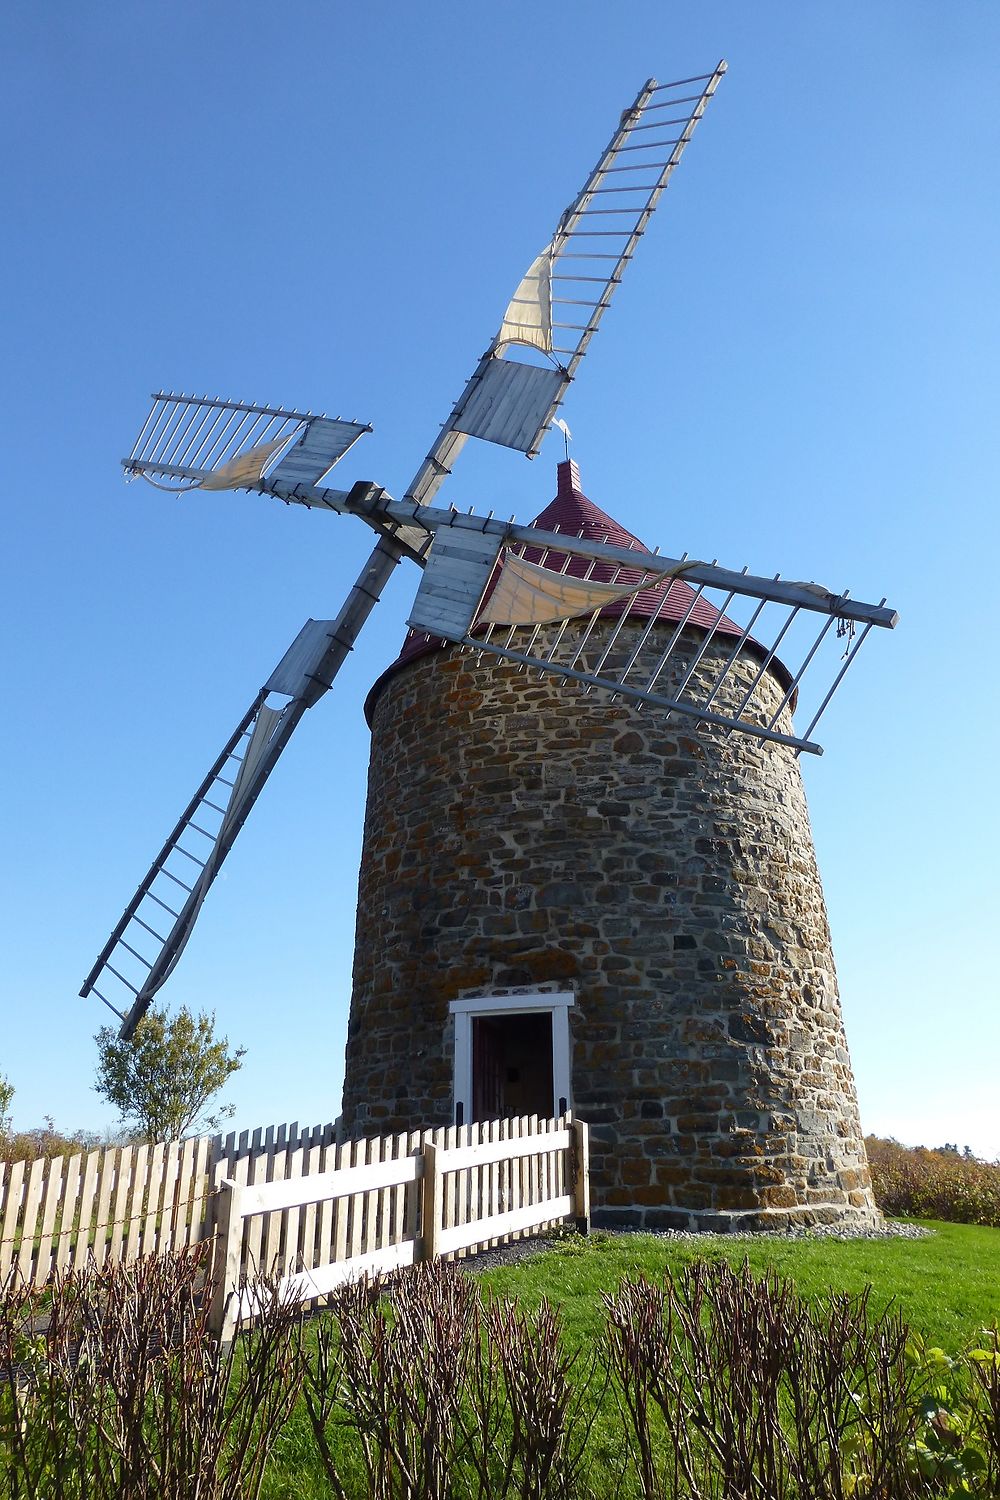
[478,1220,1000,1355]
[262,1221,1000,1499]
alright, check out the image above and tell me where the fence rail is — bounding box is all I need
[210,1113,589,1341]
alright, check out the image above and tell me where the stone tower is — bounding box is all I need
[340,460,878,1231]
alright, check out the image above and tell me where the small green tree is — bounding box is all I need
[94,1007,245,1142]
[0,1073,13,1137]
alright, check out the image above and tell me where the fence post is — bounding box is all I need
[421,1142,441,1262]
[208,1178,243,1344]
[570,1119,590,1235]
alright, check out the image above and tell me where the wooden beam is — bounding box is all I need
[438,1194,574,1256]
[421,1141,442,1262]
[442,1128,572,1174]
[571,1119,591,1235]
[207,1179,244,1345]
[237,1153,422,1216]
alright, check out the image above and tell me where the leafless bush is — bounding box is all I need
[465,1295,598,1500]
[0,1248,301,1500]
[603,1259,926,1500]
[302,1263,479,1500]
[301,1260,600,1500]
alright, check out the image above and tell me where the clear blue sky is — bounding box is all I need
[2,3,998,1155]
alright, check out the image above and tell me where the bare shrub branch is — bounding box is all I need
[0,1248,301,1500]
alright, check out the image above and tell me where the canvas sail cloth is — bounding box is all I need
[497,244,555,355]
[478,550,667,627]
[219,704,289,842]
[198,433,295,491]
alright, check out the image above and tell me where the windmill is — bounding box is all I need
[82,66,895,1228]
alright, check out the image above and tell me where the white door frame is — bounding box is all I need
[450,990,575,1125]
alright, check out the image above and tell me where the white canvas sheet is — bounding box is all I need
[199,434,292,491]
[221,705,287,839]
[498,243,554,354]
[478,551,647,626]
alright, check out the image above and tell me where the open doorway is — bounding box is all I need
[472,1011,553,1122]
[451,991,574,1127]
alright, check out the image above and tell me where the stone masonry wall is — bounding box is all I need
[340,622,879,1230]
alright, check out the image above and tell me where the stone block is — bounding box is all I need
[592,1208,644,1230]
[644,1208,696,1231]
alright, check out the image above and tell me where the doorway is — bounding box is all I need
[472,1011,553,1122]
[451,991,574,1127]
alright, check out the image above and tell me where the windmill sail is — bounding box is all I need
[478,549,661,626]
[404,63,727,511]
[123,394,371,494]
[498,244,555,353]
[198,435,294,491]
[80,688,276,1033]
[82,532,409,1040]
[118,70,726,552]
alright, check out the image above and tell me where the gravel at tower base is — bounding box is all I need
[340,462,879,1231]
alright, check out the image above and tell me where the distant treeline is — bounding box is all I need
[0,1119,129,1163]
[866,1136,1000,1228]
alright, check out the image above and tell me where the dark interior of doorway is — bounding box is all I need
[472,1011,554,1123]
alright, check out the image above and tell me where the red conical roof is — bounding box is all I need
[365,460,779,724]
[514,459,744,634]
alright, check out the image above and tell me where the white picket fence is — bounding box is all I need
[0,1113,589,1326]
[210,1113,589,1340]
[0,1120,336,1290]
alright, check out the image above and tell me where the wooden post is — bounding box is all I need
[570,1119,590,1235]
[208,1178,244,1344]
[421,1141,441,1262]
